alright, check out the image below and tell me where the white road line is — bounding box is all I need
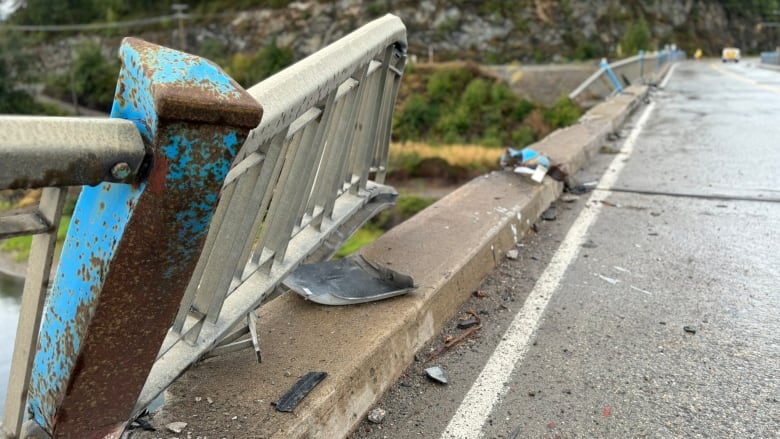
[440,82,669,439]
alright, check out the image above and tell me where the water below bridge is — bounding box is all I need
[0,270,23,416]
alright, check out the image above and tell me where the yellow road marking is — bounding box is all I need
[710,63,780,95]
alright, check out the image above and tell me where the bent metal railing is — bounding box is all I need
[0,14,406,439]
[569,48,686,102]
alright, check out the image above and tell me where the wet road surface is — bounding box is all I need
[350,60,780,438]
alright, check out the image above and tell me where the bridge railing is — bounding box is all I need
[0,117,147,439]
[569,48,686,102]
[760,50,778,65]
[0,13,406,439]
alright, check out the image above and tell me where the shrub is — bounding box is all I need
[394,94,438,140]
[45,42,119,112]
[544,95,581,128]
[620,18,651,56]
[227,39,294,87]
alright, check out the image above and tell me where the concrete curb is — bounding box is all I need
[146,84,652,439]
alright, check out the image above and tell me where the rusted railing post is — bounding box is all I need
[24,38,262,439]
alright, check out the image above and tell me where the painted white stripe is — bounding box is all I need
[440,89,667,438]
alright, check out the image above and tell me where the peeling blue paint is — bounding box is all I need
[27,37,260,437]
[145,49,243,100]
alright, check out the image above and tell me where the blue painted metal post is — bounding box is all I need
[600,58,624,94]
[26,38,262,439]
[638,50,645,80]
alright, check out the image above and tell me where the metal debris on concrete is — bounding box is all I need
[426,324,482,362]
[425,366,449,384]
[367,407,387,424]
[273,371,328,413]
[506,249,519,260]
[683,326,697,334]
[129,418,155,432]
[541,208,557,221]
[500,147,551,183]
[568,184,593,195]
[457,312,481,329]
[165,422,187,434]
[283,255,415,306]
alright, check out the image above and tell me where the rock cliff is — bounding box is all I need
[189,0,770,63]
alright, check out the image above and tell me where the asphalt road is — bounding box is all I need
[350,60,780,438]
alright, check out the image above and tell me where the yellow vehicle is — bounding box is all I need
[722,47,741,63]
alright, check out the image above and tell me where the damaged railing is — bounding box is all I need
[0,117,148,439]
[569,47,686,102]
[0,13,406,439]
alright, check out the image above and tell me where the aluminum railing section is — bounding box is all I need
[0,13,407,438]
[133,14,407,416]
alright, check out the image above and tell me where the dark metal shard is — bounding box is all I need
[273,372,328,413]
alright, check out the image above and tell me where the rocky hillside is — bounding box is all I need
[26,0,776,76]
[182,0,772,63]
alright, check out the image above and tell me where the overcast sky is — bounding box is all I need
[0,0,16,21]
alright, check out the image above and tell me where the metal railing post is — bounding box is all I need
[24,38,261,439]
[0,188,67,439]
[639,50,645,80]
[600,58,624,94]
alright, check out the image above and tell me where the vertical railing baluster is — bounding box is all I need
[256,124,311,266]
[294,90,338,228]
[305,86,348,222]
[172,178,239,333]
[374,59,405,184]
[246,130,292,269]
[1,187,66,439]
[332,63,371,209]
[181,153,264,342]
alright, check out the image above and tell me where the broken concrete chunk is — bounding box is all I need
[166,422,187,434]
[368,407,387,424]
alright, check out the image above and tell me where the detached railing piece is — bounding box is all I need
[135,13,407,417]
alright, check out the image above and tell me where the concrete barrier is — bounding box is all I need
[136,82,653,439]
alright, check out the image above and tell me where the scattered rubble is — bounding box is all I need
[165,422,187,434]
[367,407,387,424]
